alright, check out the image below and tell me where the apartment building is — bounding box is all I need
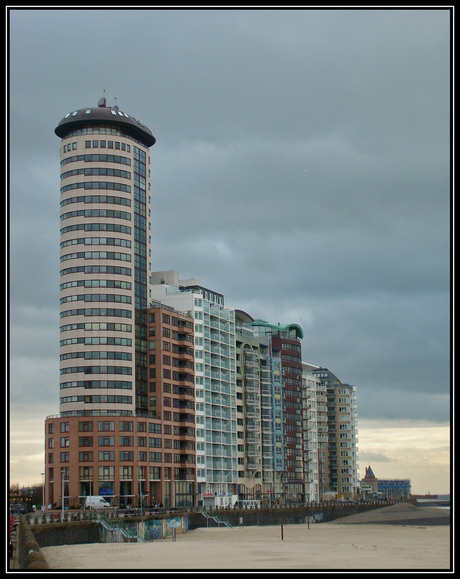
[145,301,197,506]
[150,271,238,506]
[46,99,197,509]
[234,312,285,504]
[301,363,320,502]
[47,96,360,510]
[45,298,197,509]
[312,368,359,499]
[234,316,305,503]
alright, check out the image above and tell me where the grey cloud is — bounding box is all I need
[9,8,450,431]
[359,452,393,464]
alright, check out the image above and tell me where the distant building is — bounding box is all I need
[360,465,378,494]
[360,465,411,500]
[312,368,359,499]
[377,478,411,500]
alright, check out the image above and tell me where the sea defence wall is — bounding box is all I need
[187,504,383,529]
[31,520,101,549]
[17,515,49,570]
[31,513,187,548]
[30,503,388,548]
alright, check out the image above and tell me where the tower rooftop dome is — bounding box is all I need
[55,102,155,148]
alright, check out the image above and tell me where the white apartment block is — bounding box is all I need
[150,271,238,505]
[301,363,320,502]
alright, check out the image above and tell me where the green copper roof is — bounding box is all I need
[249,319,304,339]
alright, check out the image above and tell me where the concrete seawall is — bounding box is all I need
[17,515,49,570]
[30,503,427,550]
[29,503,450,547]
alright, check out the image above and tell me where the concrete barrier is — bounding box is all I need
[18,515,49,570]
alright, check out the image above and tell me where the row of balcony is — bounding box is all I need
[205,434,235,445]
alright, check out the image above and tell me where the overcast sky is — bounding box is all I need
[8,8,451,493]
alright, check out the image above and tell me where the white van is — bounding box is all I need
[84,496,111,510]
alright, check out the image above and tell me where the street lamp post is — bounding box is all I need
[138,466,143,517]
[62,470,65,518]
[41,472,45,512]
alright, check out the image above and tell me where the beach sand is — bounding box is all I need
[40,504,451,571]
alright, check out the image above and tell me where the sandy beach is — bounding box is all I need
[40,504,451,571]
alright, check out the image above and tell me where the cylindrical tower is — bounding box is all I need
[55,99,155,417]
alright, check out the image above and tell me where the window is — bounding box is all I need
[98,421,115,431]
[48,423,54,434]
[79,436,93,447]
[93,140,98,148]
[120,421,133,431]
[98,436,115,446]
[85,141,91,148]
[60,422,69,432]
[119,451,133,461]
[150,466,161,479]
[79,466,93,480]
[120,465,133,479]
[60,452,69,462]
[60,437,69,447]
[99,465,114,480]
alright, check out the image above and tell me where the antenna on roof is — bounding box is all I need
[98,88,107,108]
[113,95,119,111]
